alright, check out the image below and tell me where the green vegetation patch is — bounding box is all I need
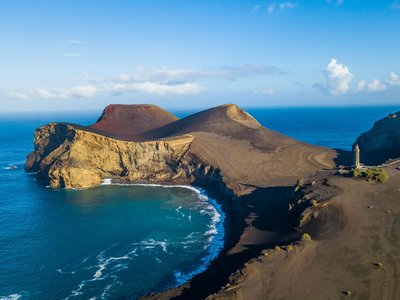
[351,168,389,183]
[301,233,312,241]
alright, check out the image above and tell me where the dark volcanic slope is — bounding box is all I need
[90,104,178,140]
[144,104,336,194]
[143,104,262,139]
[144,104,305,150]
[354,110,400,164]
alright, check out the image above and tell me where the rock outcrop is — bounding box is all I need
[354,110,400,164]
[26,104,336,196]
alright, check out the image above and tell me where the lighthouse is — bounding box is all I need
[354,144,360,168]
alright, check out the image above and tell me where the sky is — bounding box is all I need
[0,0,400,112]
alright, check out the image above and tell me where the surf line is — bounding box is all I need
[100,178,226,286]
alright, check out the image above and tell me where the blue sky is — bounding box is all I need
[1,0,400,111]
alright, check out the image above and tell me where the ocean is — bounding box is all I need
[0,106,397,299]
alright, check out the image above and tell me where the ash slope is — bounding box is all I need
[25,104,336,196]
[209,164,400,300]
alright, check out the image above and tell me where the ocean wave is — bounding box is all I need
[172,187,225,287]
[2,160,25,170]
[132,239,170,253]
[2,166,17,170]
[99,179,205,195]
[155,257,162,263]
[94,252,130,280]
[66,245,135,299]
[2,165,19,170]
[0,294,22,300]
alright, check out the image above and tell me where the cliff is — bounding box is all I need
[25,104,336,196]
[354,110,400,164]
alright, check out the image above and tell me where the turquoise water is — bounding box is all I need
[0,113,224,299]
[0,106,398,299]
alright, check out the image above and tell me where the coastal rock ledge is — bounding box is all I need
[26,104,336,196]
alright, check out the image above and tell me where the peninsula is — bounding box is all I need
[25,104,335,195]
[25,104,400,299]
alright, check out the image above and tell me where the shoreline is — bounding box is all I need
[98,180,229,298]
[141,180,309,300]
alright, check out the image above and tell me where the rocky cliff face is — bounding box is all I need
[26,123,195,189]
[354,111,400,164]
[26,104,336,196]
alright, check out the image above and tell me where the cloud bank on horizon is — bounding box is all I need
[0,0,399,111]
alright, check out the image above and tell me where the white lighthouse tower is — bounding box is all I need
[354,144,360,168]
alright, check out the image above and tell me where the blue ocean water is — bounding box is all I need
[0,106,398,299]
[0,113,224,299]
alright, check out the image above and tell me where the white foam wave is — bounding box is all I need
[66,282,85,299]
[132,239,170,253]
[65,244,136,299]
[100,178,112,185]
[2,166,18,170]
[184,232,199,239]
[0,294,22,300]
[173,187,225,287]
[101,275,121,299]
[99,180,203,194]
[94,254,129,279]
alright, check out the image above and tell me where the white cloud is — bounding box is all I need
[267,3,276,14]
[124,65,284,83]
[5,64,283,100]
[357,79,387,93]
[129,82,203,95]
[5,81,203,100]
[325,58,353,95]
[6,90,29,100]
[117,73,132,82]
[104,81,204,95]
[35,88,55,99]
[366,79,387,92]
[357,80,366,92]
[279,2,296,11]
[70,85,97,97]
[390,1,400,9]
[388,72,400,86]
[268,2,296,14]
